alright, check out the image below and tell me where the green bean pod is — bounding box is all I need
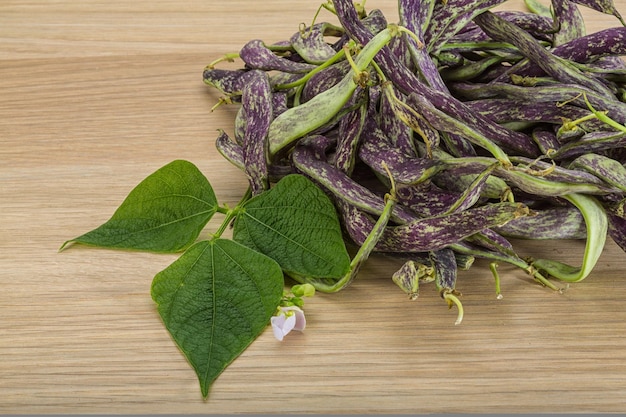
[531,193,608,282]
[268,26,400,156]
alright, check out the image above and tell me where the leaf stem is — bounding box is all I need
[490,262,503,299]
[213,188,252,239]
[275,46,347,90]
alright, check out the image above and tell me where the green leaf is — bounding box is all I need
[61,160,218,253]
[151,238,283,398]
[233,174,350,279]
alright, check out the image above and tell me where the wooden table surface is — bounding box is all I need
[2,0,626,413]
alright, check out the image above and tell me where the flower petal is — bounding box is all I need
[292,309,306,331]
[271,315,287,341]
[283,312,297,334]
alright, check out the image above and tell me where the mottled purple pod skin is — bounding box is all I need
[384,88,440,156]
[466,228,516,254]
[395,183,465,217]
[399,0,477,157]
[361,8,389,34]
[449,82,626,124]
[430,248,458,293]
[234,106,246,145]
[215,129,245,170]
[202,68,250,96]
[378,85,418,157]
[334,88,368,174]
[290,22,344,64]
[332,0,538,161]
[406,92,539,158]
[468,98,601,127]
[300,60,351,104]
[473,11,615,99]
[449,11,554,43]
[494,206,587,239]
[239,39,316,73]
[550,0,585,46]
[500,27,626,81]
[339,200,530,253]
[607,210,626,252]
[550,131,626,160]
[398,0,445,89]
[358,123,444,185]
[496,11,555,39]
[569,153,626,193]
[425,0,510,53]
[553,27,626,62]
[531,126,562,156]
[241,70,272,195]
[271,91,289,117]
[291,136,419,224]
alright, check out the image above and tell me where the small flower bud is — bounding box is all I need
[291,283,316,298]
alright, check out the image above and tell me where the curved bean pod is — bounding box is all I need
[532,193,608,282]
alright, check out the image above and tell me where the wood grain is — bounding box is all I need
[2,0,626,413]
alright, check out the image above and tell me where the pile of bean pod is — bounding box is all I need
[203,0,626,312]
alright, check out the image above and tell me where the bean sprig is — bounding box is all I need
[204,0,626,323]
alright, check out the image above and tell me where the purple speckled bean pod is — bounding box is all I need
[430,248,458,293]
[300,60,351,104]
[607,208,626,252]
[493,28,626,82]
[549,130,626,160]
[425,0,510,53]
[398,0,443,90]
[494,206,587,239]
[550,0,585,46]
[202,68,250,96]
[240,39,316,73]
[358,120,444,185]
[334,88,368,174]
[399,0,477,157]
[338,198,530,253]
[290,22,344,64]
[552,27,626,63]
[467,98,604,128]
[291,136,419,224]
[332,0,539,160]
[215,129,245,170]
[241,70,272,194]
[450,11,554,42]
[395,183,465,217]
[378,84,418,157]
[568,153,626,193]
[215,130,293,182]
[531,126,562,156]
[449,81,626,124]
[473,11,616,100]
[466,228,516,255]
